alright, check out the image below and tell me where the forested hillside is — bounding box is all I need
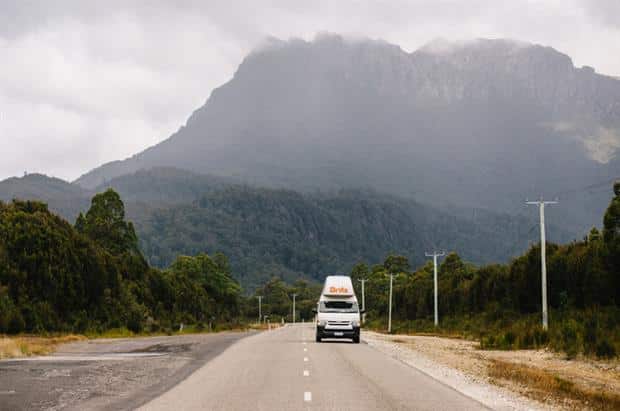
[135,186,562,289]
[351,183,620,358]
[2,170,563,290]
[0,190,242,334]
[0,173,90,221]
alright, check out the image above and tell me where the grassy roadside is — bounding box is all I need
[0,335,85,359]
[370,330,620,411]
[0,321,264,360]
[364,307,620,361]
[488,359,620,411]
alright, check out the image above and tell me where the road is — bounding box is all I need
[140,324,487,411]
[0,331,253,411]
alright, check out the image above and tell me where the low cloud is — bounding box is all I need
[582,127,620,164]
[1,1,620,180]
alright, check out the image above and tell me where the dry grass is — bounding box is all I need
[0,335,85,359]
[488,359,620,410]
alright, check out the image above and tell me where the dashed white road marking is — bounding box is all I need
[303,370,309,377]
[304,391,312,402]
[303,357,309,362]
[303,347,307,352]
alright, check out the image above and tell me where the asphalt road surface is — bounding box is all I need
[140,324,487,411]
[0,331,253,411]
[1,325,488,411]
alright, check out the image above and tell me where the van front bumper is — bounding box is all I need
[316,326,360,339]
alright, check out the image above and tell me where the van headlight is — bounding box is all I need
[318,320,326,327]
[352,320,360,327]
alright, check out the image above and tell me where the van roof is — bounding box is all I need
[322,275,355,297]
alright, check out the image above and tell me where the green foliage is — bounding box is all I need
[249,277,321,323]
[77,189,141,257]
[354,183,620,358]
[135,186,551,289]
[0,191,244,335]
[595,339,616,359]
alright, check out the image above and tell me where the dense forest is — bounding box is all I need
[1,169,573,290]
[135,185,559,289]
[0,190,242,334]
[350,183,620,358]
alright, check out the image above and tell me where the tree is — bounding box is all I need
[602,182,620,301]
[383,255,409,274]
[77,189,140,257]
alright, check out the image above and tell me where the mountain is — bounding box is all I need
[74,34,620,235]
[0,173,90,220]
[94,167,235,205]
[0,168,233,222]
[133,185,569,289]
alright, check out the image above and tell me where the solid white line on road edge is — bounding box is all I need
[304,392,312,402]
[303,357,309,362]
[303,370,309,377]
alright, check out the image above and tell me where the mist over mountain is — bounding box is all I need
[73,34,620,235]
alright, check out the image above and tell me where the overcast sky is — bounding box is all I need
[1,0,619,182]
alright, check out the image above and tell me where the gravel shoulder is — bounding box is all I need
[0,331,254,411]
[363,331,620,411]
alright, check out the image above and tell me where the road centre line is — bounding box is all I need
[303,370,309,377]
[304,392,312,402]
[303,357,308,362]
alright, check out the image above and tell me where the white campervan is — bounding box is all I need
[313,275,363,343]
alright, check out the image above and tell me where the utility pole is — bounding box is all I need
[292,294,297,323]
[358,278,367,324]
[526,198,558,330]
[256,296,262,324]
[388,273,393,333]
[425,251,445,327]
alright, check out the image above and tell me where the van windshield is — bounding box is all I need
[319,301,359,313]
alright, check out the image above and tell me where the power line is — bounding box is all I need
[291,294,297,323]
[256,296,262,324]
[358,278,367,324]
[425,251,446,327]
[388,272,394,333]
[526,197,558,330]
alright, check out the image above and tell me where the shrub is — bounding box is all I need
[503,331,516,348]
[532,327,549,347]
[557,320,580,359]
[595,339,616,359]
[8,311,25,334]
[583,315,598,355]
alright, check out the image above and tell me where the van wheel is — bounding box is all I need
[315,333,322,343]
[353,335,360,344]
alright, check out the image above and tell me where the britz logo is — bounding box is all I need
[329,286,348,293]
